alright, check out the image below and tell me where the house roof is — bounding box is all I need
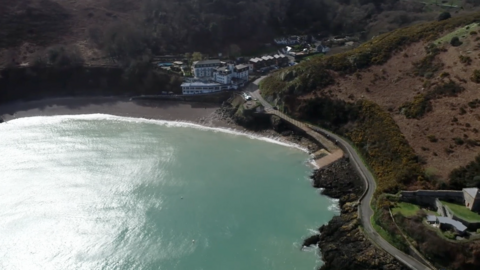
[195,59,221,66]
[464,188,479,199]
[235,64,248,70]
[249,58,263,63]
[427,215,437,222]
[431,216,468,232]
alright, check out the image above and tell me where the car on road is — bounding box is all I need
[242,93,252,101]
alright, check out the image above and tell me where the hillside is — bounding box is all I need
[261,12,480,186]
[0,0,471,68]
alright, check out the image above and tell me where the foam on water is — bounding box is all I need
[4,114,309,153]
[327,198,341,214]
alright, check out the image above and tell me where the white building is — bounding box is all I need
[181,81,225,95]
[181,61,249,95]
[192,59,222,78]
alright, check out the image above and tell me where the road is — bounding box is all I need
[309,126,431,270]
[250,81,431,270]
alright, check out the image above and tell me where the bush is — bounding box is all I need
[453,137,465,145]
[33,45,84,68]
[443,231,456,240]
[102,22,151,63]
[471,70,480,83]
[459,55,472,65]
[401,94,431,119]
[412,45,441,77]
[427,135,438,142]
[449,154,480,189]
[426,80,464,99]
[450,36,463,47]
[348,100,427,194]
[438,12,451,21]
[468,99,480,108]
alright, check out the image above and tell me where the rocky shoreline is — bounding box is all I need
[217,96,408,269]
[307,160,408,270]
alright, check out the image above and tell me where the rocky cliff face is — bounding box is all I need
[309,159,407,270]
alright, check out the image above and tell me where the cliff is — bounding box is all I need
[311,159,407,270]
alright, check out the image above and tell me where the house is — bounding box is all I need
[273,54,288,66]
[463,188,480,212]
[248,57,264,71]
[427,215,467,235]
[181,61,249,95]
[192,59,222,78]
[181,81,224,95]
[261,56,274,66]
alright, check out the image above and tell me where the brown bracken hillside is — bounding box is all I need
[309,25,480,182]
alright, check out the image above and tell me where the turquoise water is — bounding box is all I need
[0,115,338,270]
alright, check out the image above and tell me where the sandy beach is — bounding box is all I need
[0,97,235,128]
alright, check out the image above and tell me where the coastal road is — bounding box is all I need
[308,126,431,270]
[250,82,431,270]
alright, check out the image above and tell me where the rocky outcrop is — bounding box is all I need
[308,159,407,270]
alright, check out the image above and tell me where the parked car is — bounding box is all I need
[242,93,252,101]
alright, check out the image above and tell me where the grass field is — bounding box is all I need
[392,202,421,217]
[434,23,480,46]
[441,201,480,222]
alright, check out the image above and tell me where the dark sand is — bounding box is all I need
[0,97,235,128]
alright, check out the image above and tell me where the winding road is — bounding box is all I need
[250,84,431,270]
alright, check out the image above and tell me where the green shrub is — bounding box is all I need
[438,12,451,21]
[412,45,441,77]
[348,100,427,194]
[401,94,431,119]
[453,137,465,145]
[459,55,472,65]
[468,99,480,108]
[471,70,480,83]
[426,80,464,99]
[427,135,438,142]
[449,154,480,189]
[443,231,456,240]
[450,36,463,47]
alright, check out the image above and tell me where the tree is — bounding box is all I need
[438,12,451,21]
[229,44,242,58]
[192,52,203,61]
[450,36,462,47]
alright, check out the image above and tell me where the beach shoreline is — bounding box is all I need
[0,97,225,125]
[0,97,320,154]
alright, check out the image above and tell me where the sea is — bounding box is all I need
[0,114,339,270]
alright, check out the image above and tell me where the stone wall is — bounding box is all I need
[400,190,464,208]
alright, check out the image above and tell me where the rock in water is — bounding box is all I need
[302,234,320,248]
